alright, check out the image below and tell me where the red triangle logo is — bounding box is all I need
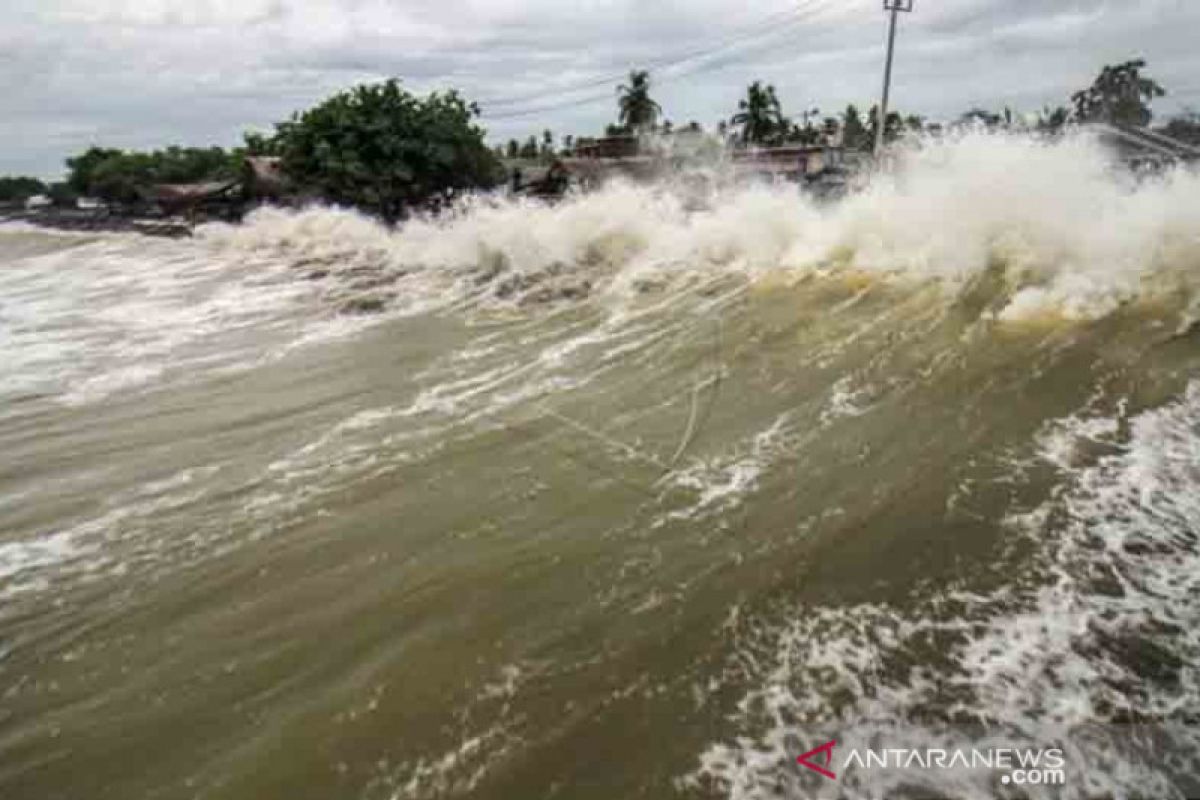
[797,740,837,780]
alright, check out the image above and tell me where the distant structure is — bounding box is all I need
[242,156,292,203]
[571,136,640,159]
[1085,122,1200,169]
[729,145,847,182]
[137,156,303,224]
[144,181,240,221]
[570,135,847,193]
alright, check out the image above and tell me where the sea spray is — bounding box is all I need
[201,130,1200,321]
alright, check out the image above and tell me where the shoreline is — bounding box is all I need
[0,208,194,238]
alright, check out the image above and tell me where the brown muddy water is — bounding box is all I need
[2,133,1200,799]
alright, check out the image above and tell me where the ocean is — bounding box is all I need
[2,132,1198,799]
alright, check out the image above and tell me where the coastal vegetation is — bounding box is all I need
[0,176,46,205]
[498,58,1182,153]
[261,79,500,222]
[66,146,242,205]
[617,70,663,133]
[1071,59,1165,127]
[732,81,787,145]
[2,57,1192,223]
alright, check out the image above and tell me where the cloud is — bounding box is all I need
[1,0,1198,177]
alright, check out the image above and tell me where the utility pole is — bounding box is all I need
[875,0,914,157]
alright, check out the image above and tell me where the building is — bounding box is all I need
[143,180,241,221]
[730,145,847,182]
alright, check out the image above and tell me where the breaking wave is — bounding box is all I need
[3,129,1200,800]
[201,130,1200,322]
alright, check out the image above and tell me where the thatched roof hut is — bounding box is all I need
[144,180,240,216]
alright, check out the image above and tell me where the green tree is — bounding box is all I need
[1160,111,1200,145]
[66,147,124,195]
[617,70,662,133]
[732,81,787,145]
[46,182,80,209]
[0,176,47,203]
[243,131,280,156]
[272,79,499,221]
[868,105,904,144]
[1071,59,1165,127]
[959,108,1003,127]
[1036,105,1071,134]
[519,136,538,159]
[65,145,241,204]
[842,105,868,150]
[87,156,148,204]
[506,139,520,159]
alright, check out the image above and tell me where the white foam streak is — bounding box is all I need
[215,132,1200,324]
[690,385,1200,799]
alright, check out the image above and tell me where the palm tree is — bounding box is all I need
[732,81,787,145]
[842,105,868,150]
[1071,59,1165,127]
[617,70,662,133]
[1036,106,1070,134]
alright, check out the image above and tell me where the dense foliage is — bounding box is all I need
[616,71,662,133]
[1160,113,1200,145]
[269,79,500,221]
[66,146,240,204]
[1071,59,1165,127]
[732,81,787,145]
[21,56,1185,224]
[0,176,47,203]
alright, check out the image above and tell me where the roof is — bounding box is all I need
[147,180,239,203]
[731,145,836,163]
[244,156,289,194]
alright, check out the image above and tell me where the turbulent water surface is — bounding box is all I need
[2,134,1200,799]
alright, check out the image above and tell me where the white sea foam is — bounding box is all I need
[0,532,88,588]
[203,131,1200,323]
[0,233,325,405]
[6,132,1198,409]
[689,385,1200,799]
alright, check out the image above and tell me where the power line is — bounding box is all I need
[481,0,840,122]
[477,0,838,110]
[476,5,810,109]
[479,0,840,119]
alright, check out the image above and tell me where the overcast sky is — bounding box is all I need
[2,0,1199,178]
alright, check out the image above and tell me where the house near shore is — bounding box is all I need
[517,133,850,196]
[137,157,304,223]
[142,180,241,221]
[729,144,848,182]
[1084,122,1200,169]
[572,135,641,159]
[242,156,292,202]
